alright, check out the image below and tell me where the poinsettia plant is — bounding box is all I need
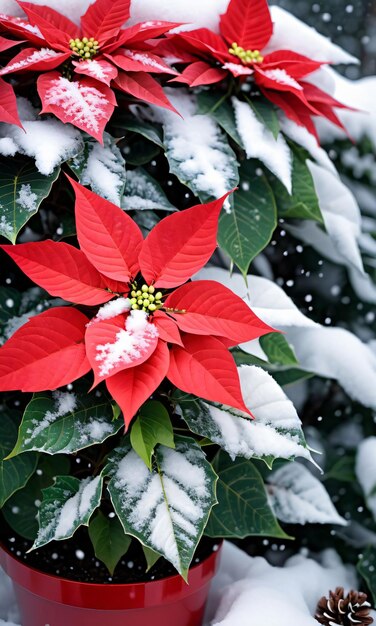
[164,0,349,139]
[0,0,180,140]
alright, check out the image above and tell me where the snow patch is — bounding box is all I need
[95,310,158,377]
[232,98,292,193]
[25,391,77,445]
[263,68,302,90]
[0,48,60,75]
[16,184,38,212]
[96,297,131,321]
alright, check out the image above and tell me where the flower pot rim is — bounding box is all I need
[0,539,223,609]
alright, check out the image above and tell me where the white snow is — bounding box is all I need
[279,116,337,174]
[0,0,94,22]
[129,0,228,31]
[315,72,376,150]
[25,391,77,445]
[196,365,312,463]
[15,184,38,212]
[42,76,110,135]
[0,101,83,175]
[0,48,60,75]
[96,297,131,321]
[149,90,238,201]
[33,476,102,548]
[95,310,158,377]
[267,463,347,526]
[71,133,125,205]
[111,443,212,571]
[122,169,174,212]
[267,6,359,65]
[356,438,376,522]
[0,541,363,626]
[232,98,292,193]
[262,69,302,90]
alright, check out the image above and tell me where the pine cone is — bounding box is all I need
[315,587,374,625]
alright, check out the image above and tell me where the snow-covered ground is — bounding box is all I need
[1,542,374,625]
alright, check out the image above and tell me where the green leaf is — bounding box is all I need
[0,157,59,243]
[69,133,125,205]
[0,287,64,346]
[88,511,131,575]
[32,474,103,550]
[246,97,280,139]
[132,210,160,236]
[196,92,243,145]
[126,139,160,167]
[358,546,376,605]
[205,451,287,539]
[231,347,269,367]
[269,148,323,224]
[8,382,122,457]
[324,455,356,483]
[130,400,175,470]
[260,333,298,366]
[174,362,311,468]
[0,410,38,507]
[218,160,277,275]
[112,114,164,148]
[2,455,70,540]
[272,368,314,387]
[142,545,161,571]
[106,437,217,579]
[122,168,175,212]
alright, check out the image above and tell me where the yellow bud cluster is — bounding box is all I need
[69,36,100,60]
[228,42,263,65]
[129,284,163,313]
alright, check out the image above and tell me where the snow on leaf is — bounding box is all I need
[70,133,125,205]
[106,437,217,578]
[356,438,376,522]
[0,47,65,75]
[38,73,115,142]
[279,116,337,174]
[267,463,347,526]
[287,161,364,275]
[122,168,175,212]
[8,382,123,457]
[177,364,312,467]
[232,98,292,193]
[0,112,83,176]
[149,89,238,203]
[32,474,103,550]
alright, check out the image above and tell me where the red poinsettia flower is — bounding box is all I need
[167,0,348,139]
[0,0,181,140]
[0,179,274,427]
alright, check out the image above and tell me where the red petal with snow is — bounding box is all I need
[105,21,182,51]
[81,0,131,43]
[0,48,70,76]
[19,2,79,51]
[85,313,159,384]
[139,192,232,289]
[222,61,254,77]
[152,311,183,346]
[164,280,274,343]
[167,334,251,416]
[262,50,325,79]
[106,339,170,428]
[0,78,22,127]
[114,71,178,113]
[107,49,177,74]
[170,61,226,86]
[0,35,25,52]
[73,58,118,86]
[1,241,113,306]
[0,308,90,392]
[0,14,47,47]
[69,178,143,282]
[220,0,273,50]
[38,72,116,143]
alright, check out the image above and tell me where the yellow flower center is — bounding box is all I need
[228,42,263,64]
[129,284,163,313]
[69,37,100,60]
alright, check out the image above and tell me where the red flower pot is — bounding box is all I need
[0,542,222,626]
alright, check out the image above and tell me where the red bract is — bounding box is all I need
[168,0,348,140]
[0,180,274,428]
[0,0,181,140]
